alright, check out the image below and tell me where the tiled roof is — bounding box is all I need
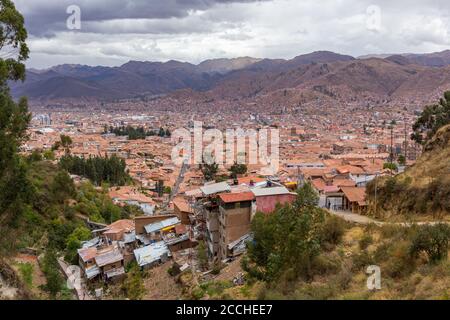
[340,186,366,204]
[218,191,255,203]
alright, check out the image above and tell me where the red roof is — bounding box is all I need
[237,176,266,185]
[218,192,255,203]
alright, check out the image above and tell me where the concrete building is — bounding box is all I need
[217,192,255,260]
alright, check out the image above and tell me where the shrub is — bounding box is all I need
[167,264,181,277]
[18,262,33,288]
[359,234,373,250]
[122,263,146,300]
[351,251,373,272]
[320,215,346,247]
[409,224,450,263]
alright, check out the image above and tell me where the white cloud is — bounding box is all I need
[18,0,450,68]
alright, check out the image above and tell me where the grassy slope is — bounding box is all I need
[366,124,450,221]
[199,223,449,300]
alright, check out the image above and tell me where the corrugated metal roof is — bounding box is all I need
[134,241,169,267]
[123,231,136,244]
[105,266,125,279]
[200,182,231,196]
[94,249,123,267]
[144,217,180,234]
[85,265,101,279]
[251,186,290,197]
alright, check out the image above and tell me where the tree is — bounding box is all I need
[121,262,146,300]
[0,0,29,88]
[0,1,30,215]
[383,162,398,172]
[201,161,219,182]
[411,91,450,144]
[410,224,450,263]
[42,249,64,298]
[230,162,247,179]
[397,154,406,166]
[245,183,325,282]
[51,170,76,203]
[197,240,209,270]
[64,226,91,264]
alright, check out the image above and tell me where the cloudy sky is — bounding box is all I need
[12,0,450,69]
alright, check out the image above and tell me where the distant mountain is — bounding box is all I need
[197,57,262,74]
[13,51,358,100]
[405,50,450,67]
[12,50,450,102]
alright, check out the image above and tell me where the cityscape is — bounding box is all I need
[0,0,449,308]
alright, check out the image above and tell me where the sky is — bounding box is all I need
[11,0,450,69]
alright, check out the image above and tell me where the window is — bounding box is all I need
[224,203,235,210]
[240,201,251,208]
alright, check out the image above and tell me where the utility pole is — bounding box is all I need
[390,123,394,163]
[374,173,378,218]
[404,120,408,162]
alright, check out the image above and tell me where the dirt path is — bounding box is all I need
[330,209,450,226]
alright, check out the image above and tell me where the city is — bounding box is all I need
[0,0,449,310]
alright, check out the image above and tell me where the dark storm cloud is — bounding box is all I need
[14,0,267,36]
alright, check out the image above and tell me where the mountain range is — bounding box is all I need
[11,50,450,103]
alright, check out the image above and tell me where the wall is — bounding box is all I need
[255,193,296,214]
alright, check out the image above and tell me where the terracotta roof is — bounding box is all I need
[173,197,192,213]
[336,165,365,175]
[104,219,135,234]
[311,178,326,191]
[78,247,97,262]
[237,176,266,185]
[333,179,356,187]
[340,187,366,204]
[218,191,255,203]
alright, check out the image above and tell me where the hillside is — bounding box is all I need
[13,50,450,103]
[366,124,450,221]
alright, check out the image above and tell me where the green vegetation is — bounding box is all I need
[59,154,131,186]
[64,226,92,264]
[41,249,64,298]
[383,162,398,172]
[410,224,450,263]
[241,221,450,300]
[411,91,450,145]
[121,262,146,300]
[244,183,325,283]
[200,161,219,182]
[197,240,209,270]
[52,134,73,154]
[230,162,247,179]
[17,262,33,288]
[105,125,171,140]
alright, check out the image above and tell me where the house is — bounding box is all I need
[109,187,156,215]
[102,219,135,242]
[340,186,367,214]
[173,197,192,225]
[77,247,101,281]
[251,186,296,214]
[133,241,169,269]
[217,191,255,260]
[93,245,125,281]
